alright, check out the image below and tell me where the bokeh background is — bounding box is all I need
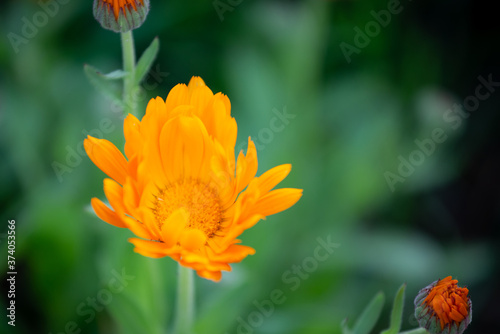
[1,0,499,333]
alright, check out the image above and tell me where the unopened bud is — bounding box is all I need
[414,276,472,334]
[93,0,150,33]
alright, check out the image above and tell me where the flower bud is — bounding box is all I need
[93,0,150,33]
[414,276,472,334]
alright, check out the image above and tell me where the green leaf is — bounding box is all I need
[351,292,385,334]
[83,64,124,108]
[381,283,406,334]
[341,318,354,334]
[135,37,159,86]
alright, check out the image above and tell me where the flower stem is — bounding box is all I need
[175,264,194,334]
[121,30,137,117]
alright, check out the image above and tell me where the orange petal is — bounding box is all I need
[128,238,169,254]
[252,188,303,217]
[91,197,127,228]
[221,214,264,244]
[128,156,139,181]
[254,164,292,194]
[123,177,139,217]
[208,244,256,262]
[188,76,207,91]
[141,96,168,140]
[440,276,453,284]
[206,98,237,157]
[159,115,213,181]
[138,207,162,240]
[458,303,469,317]
[139,182,160,210]
[236,138,258,193]
[130,240,171,258]
[178,116,212,179]
[141,141,167,185]
[124,114,144,159]
[160,208,188,247]
[84,136,128,185]
[165,84,189,112]
[196,269,222,282]
[103,178,125,214]
[450,308,464,322]
[214,92,231,116]
[159,117,184,182]
[133,249,167,259]
[122,215,153,239]
[441,302,450,313]
[181,260,230,272]
[179,249,230,270]
[189,82,214,115]
[180,229,207,251]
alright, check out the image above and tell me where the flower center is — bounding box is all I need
[423,277,469,329]
[152,179,222,238]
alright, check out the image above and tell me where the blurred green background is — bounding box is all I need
[1,0,499,333]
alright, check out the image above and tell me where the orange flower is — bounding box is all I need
[93,0,150,33]
[414,276,472,334]
[85,77,302,281]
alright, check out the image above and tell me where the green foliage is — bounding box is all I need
[381,284,407,334]
[343,284,429,334]
[0,0,494,333]
[135,37,160,86]
[342,292,385,334]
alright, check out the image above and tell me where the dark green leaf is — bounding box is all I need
[341,318,354,334]
[135,37,159,86]
[352,292,385,334]
[381,283,406,334]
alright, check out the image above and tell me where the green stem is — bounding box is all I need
[174,264,194,334]
[121,30,137,117]
[398,328,429,334]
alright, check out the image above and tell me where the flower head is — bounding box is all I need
[414,276,472,334]
[84,77,302,281]
[93,0,150,33]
